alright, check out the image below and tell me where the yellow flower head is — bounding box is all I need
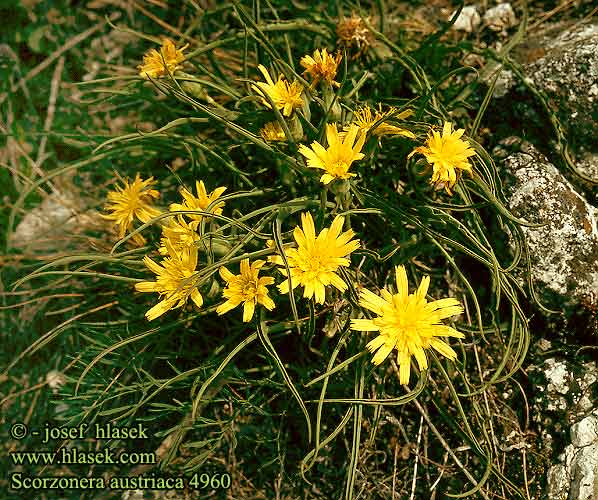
[138,38,188,79]
[102,173,161,245]
[336,14,374,55]
[277,212,360,304]
[260,121,287,142]
[350,105,415,138]
[251,64,304,117]
[351,265,464,385]
[217,259,276,322]
[299,123,366,185]
[170,180,227,230]
[408,121,476,194]
[135,241,203,321]
[159,218,200,256]
[300,48,342,87]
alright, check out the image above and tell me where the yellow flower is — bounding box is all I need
[251,64,304,117]
[102,173,161,245]
[260,121,287,142]
[298,123,366,185]
[158,218,200,256]
[300,48,342,87]
[277,212,360,304]
[349,105,415,138]
[138,38,188,78]
[217,259,275,322]
[351,265,464,385]
[135,241,203,321]
[408,121,476,194]
[170,180,227,230]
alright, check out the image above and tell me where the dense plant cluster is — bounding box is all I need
[3,2,546,498]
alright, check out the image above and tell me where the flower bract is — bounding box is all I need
[350,105,415,138]
[260,121,287,142]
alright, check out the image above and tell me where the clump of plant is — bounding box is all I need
[6,2,542,498]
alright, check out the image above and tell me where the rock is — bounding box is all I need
[483,3,517,32]
[547,413,598,500]
[11,191,77,247]
[500,142,598,310]
[488,23,598,150]
[491,68,515,99]
[525,23,598,147]
[533,359,598,500]
[531,357,597,470]
[9,188,101,252]
[450,6,481,33]
[545,359,571,396]
[571,443,598,500]
[571,414,598,448]
[576,149,598,187]
[10,190,78,248]
[548,439,581,500]
[532,359,597,426]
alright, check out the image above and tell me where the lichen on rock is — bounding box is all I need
[529,357,598,499]
[499,141,598,311]
[547,412,598,500]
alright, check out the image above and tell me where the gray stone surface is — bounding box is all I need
[524,23,598,146]
[571,415,598,448]
[450,6,481,33]
[500,142,598,309]
[577,149,598,189]
[9,187,101,252]
[532,358,598,500]
[11,190,78,247]
[483,3,517,32]
[526,24,598,146]
[490,23,597,147]
[547,412,598,500]
[533,358,597,427]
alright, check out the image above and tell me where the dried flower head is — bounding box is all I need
[299,123,366,185]
[276,213,360,304]
[138,38,188,79]
[102,173,161,246]
[408,121,476,194]
[260,121,287,142]
[217,259,275,322]
[300,48,342,87]
[337,14,375,56]
[349,105,415,138]
[251,65,304,117]
[135,241,202,321]
[170,180,227,230]
[46,370,66,393]
[351,265,464,385]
